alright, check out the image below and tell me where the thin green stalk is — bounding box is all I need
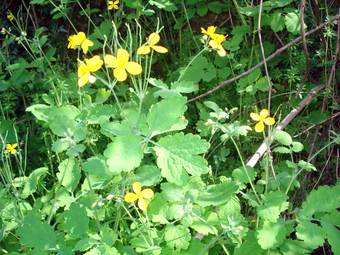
[230,137,261,204]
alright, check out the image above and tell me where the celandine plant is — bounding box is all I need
[0,1,339,255]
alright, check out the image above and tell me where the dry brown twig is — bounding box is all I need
[246,84,326,167]
[188,14,340,103]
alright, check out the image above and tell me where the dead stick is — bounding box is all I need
[246,84,325,168]
[188,14,340,103]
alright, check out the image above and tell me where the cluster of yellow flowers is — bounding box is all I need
[67,31,167,87]
[124,182,154,211]
[201,26,227,57]
[250,109,275,132]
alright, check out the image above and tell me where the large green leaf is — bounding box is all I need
[56,158,81,192]
[104,135,143,174]
[154,133,209,184]
[59,202,89,238]
[147,96,187,137]
[164,225,191,251]
[196,183,238,207]
[256,220,288,250]
[18,211,56,250]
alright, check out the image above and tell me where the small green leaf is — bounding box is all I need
[273,146,291,154]
[285,12,305,34]
[274,130,292,146]
[21,167,48,199]
[56,158,81,192]
[196,183,238,207]
[134,165,162,186]
[297,160,316,172]
[270,12,285,32]
[104,135,143,174]
[291,142,304,152]
[257,191,289,223]
[164,225,191,251]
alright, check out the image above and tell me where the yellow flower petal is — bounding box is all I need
[114,67,127,81]
[132,182,142,194]
[137,45,151,55]
[81,39,94,54]
[264,117,275,126]
[124,192,138,203]
[259,109,269,119]
[125,61,142,75]
[151,45,168,53]
[250,112,260,121]
[148,33,160,46]
[85,56,103,72]
[78,60,89,77]
[255,121,265,133]
[201,26,216,36]
[104,54,118,68]
[137,198,148,211]
[141,188,154,199]
[215,45,226,57]
[116,49,129,67]
[78,72,90,87]
[210,33,225,45]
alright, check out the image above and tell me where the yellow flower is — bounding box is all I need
[137,32,168,55]
[67,32,94,54]
[124,182,154,211]
[78,55,103,87]
[104,49,142,82]
[108,0,119,10]
[250,109,275,132]
[5,143,17,154]
[201,26,227,57]
[209,34,227,57]
[201,26,217,37]
[7,11,15,21]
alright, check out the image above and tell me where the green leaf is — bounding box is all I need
[255,77,270,92]
[56,158,81,192]
[83,156,112,179]
[285,12,305,34]
[256,220,287,250]
[297,160,316,171]
[134,165,162,186]
[296,219,325,249]
[234,231,265,255]
[232,167,256,188]
[21,167,48,199]
[291,142,304,152]
[154,133,210,184]
[257,191,289,223]
[197,5,208,16]
[196,183,238,207]
[147,96,187,137]
[299,185,340,218]
[274,130,292,146]
[148,193,170,224]
[104,135,143,174]
[60,202,89,238]
[273,146,291,154]
[270,12,285,32]
[321,212,340,255]
[164,225,191,251]
[18,211,56,250]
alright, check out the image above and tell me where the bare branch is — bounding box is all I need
[188,14,340,103]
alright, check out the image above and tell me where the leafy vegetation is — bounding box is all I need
[0,0,339,254]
